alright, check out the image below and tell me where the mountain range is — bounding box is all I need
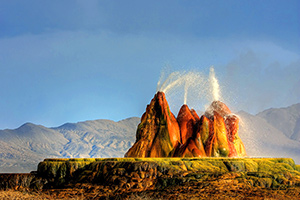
[0,103,299,173]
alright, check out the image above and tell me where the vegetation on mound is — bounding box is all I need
[1,158,300,199]
[39,157,300,175]
[296,165,300,172]
[36,157,300,190]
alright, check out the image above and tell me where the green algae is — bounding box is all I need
[296,165,300,172]
[37,157,300,188]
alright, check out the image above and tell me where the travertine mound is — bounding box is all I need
[1,158,300,198]
[125,92,246,158]
[125,92,181,157]
[35,158,300,189]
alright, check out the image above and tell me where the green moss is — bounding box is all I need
[219,147,229,157]
[157,124,174,157]
[256,160,275,173]
[181,158,228,173]
[296,165,300,172]
[274,158,295,167]
[275,162,294,171]
[137,123,144,131]
[223,161,245,172]
[200,119,210,146]
[244,160,258,172]
[37,157,299,189]
[166,106,171,118]
[37,159,96,186]
[68,158,96,162]
[38,161,65,178]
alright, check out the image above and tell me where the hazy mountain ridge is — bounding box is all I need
[0,117,140,173]
[1,104,300,173]
[56,118,139,158]
[257,103,300,141]
[238,110,300,161]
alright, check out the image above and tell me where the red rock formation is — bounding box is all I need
[125,92,181,157]
[174,105,206,157]
[225,114,247,157]
[177,105,197,144]
[125,93,246,158]
[203,101,247,157]
[205,112,230,157]
[196,115,211,148]
[174,138,205,157]
[190,109,200,121]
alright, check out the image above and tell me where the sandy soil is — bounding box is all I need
[2,176,299,200]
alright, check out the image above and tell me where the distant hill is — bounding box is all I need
[1,103,300,173]
[256,103,300,141]
[0,117,140,172]
[238,107,300,162]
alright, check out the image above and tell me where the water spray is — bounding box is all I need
[156,67,223,113]
[184,81,188,105]
[209,66,221,101]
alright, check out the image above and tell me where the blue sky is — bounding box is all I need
[0,0,299,129]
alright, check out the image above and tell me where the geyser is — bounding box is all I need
[157,71,203,105]
[156,66,222,112]
[126,68,246,158]
[209,66,221,101]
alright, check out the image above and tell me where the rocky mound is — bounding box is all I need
[1,158,300,199]
[125,92,246,158]
[125,92,181,157]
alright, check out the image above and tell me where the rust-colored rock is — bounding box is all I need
[196,115,211,148]
[225,114,247,157]
[190,109,200,121]
[205,112,230,157]
[125,92,181,157]
[203,101,247,157]
[174,105,206,157]
[125,93,246,158]
[177,105,197,144]
[174,138,205,157]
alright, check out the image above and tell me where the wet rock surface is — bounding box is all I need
[37,158,300,190]
[125,92,181,158]
[125,92,246,159]
[1,157,300,199]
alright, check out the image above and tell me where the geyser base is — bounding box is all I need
[1,157,300,199]
[35,157,300,188]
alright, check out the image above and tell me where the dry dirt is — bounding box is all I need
[1,175,300,200]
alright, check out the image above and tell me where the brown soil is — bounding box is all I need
[2,174,299,200]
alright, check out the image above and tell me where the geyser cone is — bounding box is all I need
[125,91,181,157]
[174,105,206,158]
[205,112,230,157]
[196,115,211,148]
[177,104,197,144]
[225,114,247,157]
[125,92,246,158]
[173,137,206,158]
[190,109,200,121]
[205,100,231,119]
[203,101,247,157]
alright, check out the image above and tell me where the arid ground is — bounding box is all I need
[1,173,300,200]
